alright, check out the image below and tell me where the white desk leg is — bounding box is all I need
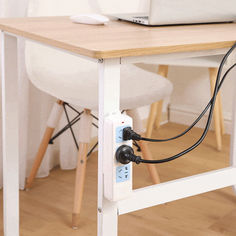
[0,32,19,236]
[98,58,120,236]
[230,81,236,193]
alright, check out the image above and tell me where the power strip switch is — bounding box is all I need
[103,113,133,201]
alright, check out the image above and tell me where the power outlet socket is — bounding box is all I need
[116,164,131,182]
[103,113,133,201]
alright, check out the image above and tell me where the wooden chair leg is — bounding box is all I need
[72,109,92,229]
[218,91,225,135]
[72,143,88,229]
[25,100,63,190]
[146,65,169,138]
[155,65,169,128]
[209,68,222,151]
[157,65,169,77]
[138,140,161,184]
[155,100,164,130]
[146,102,158,138]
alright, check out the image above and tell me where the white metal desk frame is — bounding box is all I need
[1,30,236,236]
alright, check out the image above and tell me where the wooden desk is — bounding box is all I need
[0,16,236,58]
[0,16,236,236]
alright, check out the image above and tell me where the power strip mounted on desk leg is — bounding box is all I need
[103,113,133,201]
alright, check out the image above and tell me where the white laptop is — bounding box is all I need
[112,0,236,26]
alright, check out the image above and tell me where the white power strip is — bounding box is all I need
[103,113,133,201]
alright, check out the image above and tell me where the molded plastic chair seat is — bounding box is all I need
[26,44,173,110]
[25,37,173,229]
[25,0,173,230]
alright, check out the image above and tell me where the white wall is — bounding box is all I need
[0,0,29,17]
[168,65,235,134]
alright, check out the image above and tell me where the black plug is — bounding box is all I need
[116,145,142,164]
[123,127,141,141]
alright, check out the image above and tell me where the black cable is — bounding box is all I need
[120,43,236,164]
[133,140,142,152]
[49,114,81,144]
[141,44,236,163]
[64,103,83,116]
[87,141,98,157]
[63,103,79,150]
[140,62,236,142]
[124,46,236,143]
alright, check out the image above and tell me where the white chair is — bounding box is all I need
[24,0,173,229]
[146,56,224,151]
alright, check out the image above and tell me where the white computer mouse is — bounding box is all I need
[70,14,110,25]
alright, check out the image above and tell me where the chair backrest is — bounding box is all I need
[25,0,150,90]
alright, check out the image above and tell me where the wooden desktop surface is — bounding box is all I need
[0,16,236,59]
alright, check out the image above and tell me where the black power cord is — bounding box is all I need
[116,43,236,164]
[123,62,236,143]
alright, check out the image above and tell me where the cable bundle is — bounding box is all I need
[117,43,236,164]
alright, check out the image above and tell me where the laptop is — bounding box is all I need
[112,0,236,26]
